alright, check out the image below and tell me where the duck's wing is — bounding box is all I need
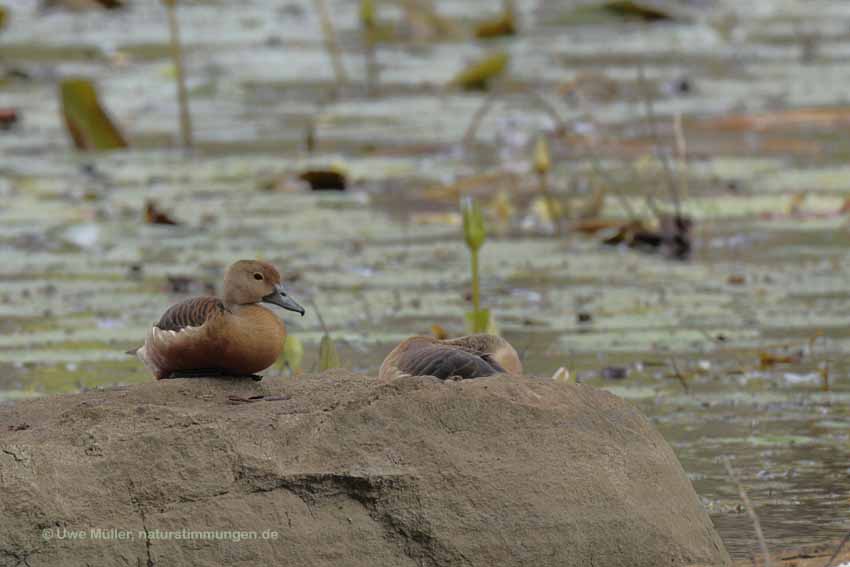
[396,344,506,380]
[155,297,226,332]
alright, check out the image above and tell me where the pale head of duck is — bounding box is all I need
[223,260,305,316]
[491,340,522,376]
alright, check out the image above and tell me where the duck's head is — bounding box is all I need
[489,338,523,376]
[223,260,305,316]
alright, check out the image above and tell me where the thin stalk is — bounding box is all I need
[636,64,680,218]
[165,0,192,148]
[365,36,378,96]
[722,457,773,567]
[470,248,480,316]
[313,0,348,89]
[538,171,562,236]
[673,111,690,203]
[463,92,498,146]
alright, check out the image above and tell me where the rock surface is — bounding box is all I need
[0,372,730,567]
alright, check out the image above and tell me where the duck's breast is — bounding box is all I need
[212,305,286,374]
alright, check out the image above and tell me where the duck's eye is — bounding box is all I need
[253,273,264,281]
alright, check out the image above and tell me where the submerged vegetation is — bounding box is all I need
[2,0,850,560]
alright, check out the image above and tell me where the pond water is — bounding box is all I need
[2,0,850,558]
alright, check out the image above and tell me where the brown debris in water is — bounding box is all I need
[144,200,181,226]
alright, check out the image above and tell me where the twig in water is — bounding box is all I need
[588,158,639,222]
[669,358,689,393]
[307,297,329,336]
[823,528,850,567]
[313,0,348,90]
[673,111,690,204]
[463,86,567,147]
[463,92,498,146]
[636,64,681,218]
[360,0,380,96]
[516,84,568,133]
[722,457,773,567]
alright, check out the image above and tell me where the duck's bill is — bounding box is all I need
[262,285,306,316]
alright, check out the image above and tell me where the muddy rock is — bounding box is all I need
[0,372,730,567]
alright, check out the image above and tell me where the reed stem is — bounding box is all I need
[313,0,348,89]
[470,248,481,317]
[165,0,193,149]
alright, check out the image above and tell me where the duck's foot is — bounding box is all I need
[164,369,263,381]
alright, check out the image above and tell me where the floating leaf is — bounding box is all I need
[759,351,802,369]
[144,200,181,226]
[282,334,304,373]
[360,0,376,29]
[43,0,124,11]
[299,169,348,191]
[564,1,675,24]
[0,108,17,130]
[59,78,127,151]
[0,6,7,31]
[600,1,673,21]
[318,334,340,371]
[475,1,516,38]
[450,51,509,91]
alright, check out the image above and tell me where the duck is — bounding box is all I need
[378,334,522,381]
[131,260,305,380]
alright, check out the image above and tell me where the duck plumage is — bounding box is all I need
[379,334,522,381]
[133,260,305,380]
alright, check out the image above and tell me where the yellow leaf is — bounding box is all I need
[318,334,341,371]
[450,51,509,91]
[360,0,376,29]
[475,1,516,38]
[282,334,304,373]
[59,78,127,151]
[533,135,550,174]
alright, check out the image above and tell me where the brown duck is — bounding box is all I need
[379,334,522,381]
[132,260,305,380]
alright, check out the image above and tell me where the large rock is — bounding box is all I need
[0,372,730,567]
